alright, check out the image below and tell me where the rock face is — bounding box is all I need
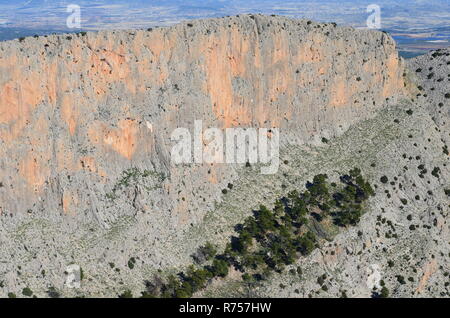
[249,48,449,299]
[0,15,415,297]
[0,15,405,221]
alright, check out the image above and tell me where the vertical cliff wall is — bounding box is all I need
[0,15,406,224]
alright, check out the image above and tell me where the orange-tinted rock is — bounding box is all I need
[0,15,407,217]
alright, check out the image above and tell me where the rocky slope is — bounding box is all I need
[0,15,447,298]
[199,48,449,298]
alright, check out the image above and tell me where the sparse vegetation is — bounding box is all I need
[128,257,136,269]
[380,286,389,298]
[106,168,166,200]
[396,275,406,285]
[47,287,60,298]
[431,167,441,178]
[22,287,33,297]
[119,290,133,298]
[137,168,374,298]
[192,242,217,264]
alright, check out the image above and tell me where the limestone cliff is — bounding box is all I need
[0,15,419,297]
[0,15,405,221]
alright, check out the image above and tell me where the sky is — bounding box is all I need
[0,0,448,55]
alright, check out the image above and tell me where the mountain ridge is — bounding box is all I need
[2,15,448,298]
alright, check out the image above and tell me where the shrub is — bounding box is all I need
[297,231,316,255]
[22,287,33,297]
[336,207,362,226]
[431,167,441,178]
[47,287,60,298]
[118,290,133,298]
[211,259,229,278]
[396,275,406,284]
[183,266,212,293]
[128,257,136,269]
[193,242,217,264]
[255,205,277,233]
[175,283,193,298]
[380,286,389,298]
[317,274,326,286]
[141,291,157,298]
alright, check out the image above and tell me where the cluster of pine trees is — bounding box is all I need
[123,168,374,298]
